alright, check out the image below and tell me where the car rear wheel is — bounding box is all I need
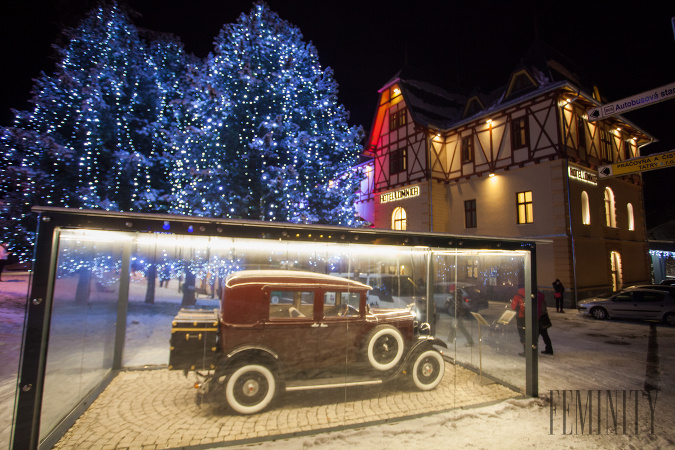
[411,349,445,390]
[225,364,276,414]
[366,325,405,371]
[591,307,608,320]
[664,313,675,326]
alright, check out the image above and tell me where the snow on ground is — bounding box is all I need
[2,272,675,449]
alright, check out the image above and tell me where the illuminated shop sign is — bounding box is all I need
[380,185,420,203]
[568,167,597,185]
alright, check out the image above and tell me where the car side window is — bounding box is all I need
[613,293,632,302]
[323,291,360,317]
[641,292,663,303]
[269,290,314,318]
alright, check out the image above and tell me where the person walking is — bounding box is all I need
[511,287,554,356]
[552,278,565,313]
[538,291,554,355]
[0,243,9,281]
[447,290,474,347]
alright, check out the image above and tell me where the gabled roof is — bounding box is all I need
[371,41,650,142]
[381,66,465,129]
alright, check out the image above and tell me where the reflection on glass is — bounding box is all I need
[40,230,121,439]
[432,250,528,389]
[39,228,531,447]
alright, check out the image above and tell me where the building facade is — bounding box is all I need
[355,42,654,305]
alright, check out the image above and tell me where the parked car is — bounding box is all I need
[435,282,488,314]
[577,288,675,325]
[624,284,675,297]
[169,270,447,414]
[358,273,437,332]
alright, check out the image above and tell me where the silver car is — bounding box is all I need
[578,288,675,325]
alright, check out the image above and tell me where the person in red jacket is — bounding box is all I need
[511,287,554,356]
[511,288,527,356]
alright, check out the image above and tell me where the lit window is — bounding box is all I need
[610,251,622,291]
[389,108,407,131]
[464,199,477,228]
[600,129,613,162]
[392,207,407,230]
[604,187,616,228]
[627,203,634,231]
[511,116,528,149]
[581,191,590,225]
[623,140,633,161]
[516,191,533,224]
[467,259,479,278]
[461,136,473,163]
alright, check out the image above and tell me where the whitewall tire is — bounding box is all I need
[412,350,445,390]
[225,364,276,414]
[366,325,405,371]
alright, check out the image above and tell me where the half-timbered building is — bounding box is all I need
[355,42,654,304]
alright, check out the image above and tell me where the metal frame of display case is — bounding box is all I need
[12,207,540,450]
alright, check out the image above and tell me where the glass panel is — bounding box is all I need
[432,249,527,390]
[31,225,532,449]
[40,229,122,439]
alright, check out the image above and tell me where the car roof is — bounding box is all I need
[624,284,675,294]
[226,270,372,290]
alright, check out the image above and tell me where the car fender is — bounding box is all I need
[377,336,446,382]
[216,344,280,376]
[411,335,447,351]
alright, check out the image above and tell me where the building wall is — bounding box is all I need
[359,80,652,305]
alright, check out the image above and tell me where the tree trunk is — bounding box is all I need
[145,264,156,304]
[181,266,196,307]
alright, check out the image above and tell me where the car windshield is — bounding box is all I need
[464,287,481,298]
[381,277,416,297]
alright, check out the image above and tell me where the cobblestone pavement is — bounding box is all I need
[52,363,518,449]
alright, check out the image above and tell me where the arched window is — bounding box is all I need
[604,188,616,228]
[581,191,590,225]
[392,207,407,230]
[610,251,622,291]
[627,203,634,231]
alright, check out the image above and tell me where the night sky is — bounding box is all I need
[2,0,674,225]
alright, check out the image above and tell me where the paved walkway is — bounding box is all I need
[52,363,518,449]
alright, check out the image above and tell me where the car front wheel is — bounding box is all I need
[591,307,608,320]
[225,364,276,414]
[366,325,405,371]
[412,349,445,390]
[664,313,675,326]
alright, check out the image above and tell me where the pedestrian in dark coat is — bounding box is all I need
[552,279,565,313]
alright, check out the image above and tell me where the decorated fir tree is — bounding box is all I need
[205,2,363,224]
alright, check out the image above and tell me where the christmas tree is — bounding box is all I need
[205,2,363,224]
[1,1,364,260]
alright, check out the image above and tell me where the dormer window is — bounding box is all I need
[505,70,537,100]
[463,98,484,118]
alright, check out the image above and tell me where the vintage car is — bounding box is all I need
[169,270,447,414]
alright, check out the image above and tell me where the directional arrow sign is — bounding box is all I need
[597,149,675,178]
[586,81,675,122]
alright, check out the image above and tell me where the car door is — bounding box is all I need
[264,288,317,371]
[315,289,367,371]
[608,292,634,318]
[634,291,667,319]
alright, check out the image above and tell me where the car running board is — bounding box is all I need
[285,376,383,392]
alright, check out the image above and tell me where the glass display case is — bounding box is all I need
[11,208,539,449]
